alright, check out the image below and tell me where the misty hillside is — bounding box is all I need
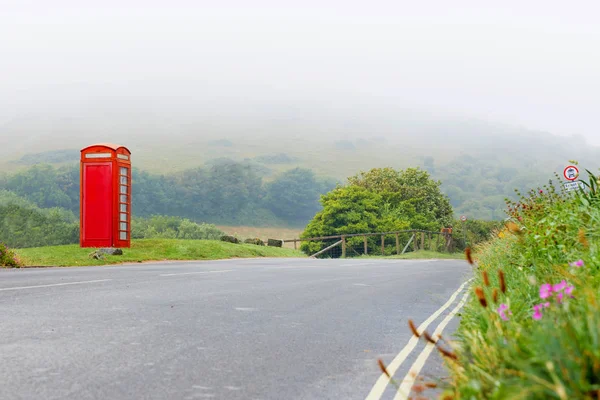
[1,102,597,221]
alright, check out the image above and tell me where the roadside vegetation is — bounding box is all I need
[11,239,304,267]
[439,164,600,399]
[300,167,498,257]
[372,250,464,260]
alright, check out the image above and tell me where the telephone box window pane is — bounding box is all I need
[117,154,130,160]
[85,153,111,159]
[120,204,127,213]
[120,185,127,194]
[120,176,128,185]
[120,167,128,175]
[120,222,128,231]
[120,195,127,203]
[120,231,127,240]
[120,213,127,222]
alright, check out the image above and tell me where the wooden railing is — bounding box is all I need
[278,229,453,258]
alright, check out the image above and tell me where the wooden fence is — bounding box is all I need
[279,229,453,258]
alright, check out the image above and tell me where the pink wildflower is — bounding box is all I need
[533,304,544,320]
[552,280,567,292]
[565,285,574,297]
[556,292,564,303]
[569,259,584,268]
[539,283,552,299]
[497,304,511,321]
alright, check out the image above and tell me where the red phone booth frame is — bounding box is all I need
[80,143,132,248]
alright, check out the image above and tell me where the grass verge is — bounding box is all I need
[440,166,600,399]
[357,250,464,260]
[14,239,304,267]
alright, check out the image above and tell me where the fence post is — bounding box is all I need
[428,233,431,251]
[413,231,417,252]
[293,239,297,250]
[342,236,347,258]
[381,235,385,256]
[421,232,425,251]
[364,236,368,255]
[436,233,441,252]
[395,233,400,255]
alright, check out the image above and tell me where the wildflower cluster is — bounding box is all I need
[0,242,22,268]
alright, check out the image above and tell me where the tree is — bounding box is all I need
[348,167,454,227]
[300,167,453,255]
[264,168,330,225]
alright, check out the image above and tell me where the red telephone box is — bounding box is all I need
[80,143,132,248]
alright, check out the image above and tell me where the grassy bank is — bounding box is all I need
[14,239,304,267]
[440,167,600,399]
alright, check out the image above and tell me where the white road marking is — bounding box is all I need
[353,283,371,287]
[0,279,112,292]
[394,290,471,400]
[234,307,257,312]
[365,278,473,400]
[160,269,234,277]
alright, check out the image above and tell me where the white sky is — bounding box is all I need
[1,0,599,144]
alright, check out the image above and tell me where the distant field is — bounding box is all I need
[14,239,304,267]
[216,226,304,249]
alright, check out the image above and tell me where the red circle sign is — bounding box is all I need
[460,215,467,222]
[564,166,579,181]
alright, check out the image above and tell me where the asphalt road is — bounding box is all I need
[0,258,472,400]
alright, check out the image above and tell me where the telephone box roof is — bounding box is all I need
[81,143,131,153]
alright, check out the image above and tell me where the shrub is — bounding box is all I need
[132,216,224,240]
[220,235,240,244]
[0,243,22,268]
[244,238,265,246]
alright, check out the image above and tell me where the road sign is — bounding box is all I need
[564,165,579,181]
[564,181,584,192]
[460,215,467,222]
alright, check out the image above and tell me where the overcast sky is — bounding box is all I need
[1,0,599,144]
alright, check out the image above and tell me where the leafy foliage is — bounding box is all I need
[0,162,335,228]
[444,164,600,399]
[348,167,454,228]
[0,192,79,248]
[264,168,337,224]
[131,216,224,240]
[0,242,22,267]
[301,167,453,254]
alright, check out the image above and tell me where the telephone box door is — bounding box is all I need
[82,163,113,247]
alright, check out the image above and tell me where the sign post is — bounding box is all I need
[563,165,583,192]
[460,215,467,247]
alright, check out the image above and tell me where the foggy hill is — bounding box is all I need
[2,98,597,221]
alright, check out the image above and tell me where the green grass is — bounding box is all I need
[440,168,600,399]
[357,250,464,260]
[14,239,305,267]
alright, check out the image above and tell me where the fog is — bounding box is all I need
[1,0,599,148]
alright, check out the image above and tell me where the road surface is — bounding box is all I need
[0,258,472,400]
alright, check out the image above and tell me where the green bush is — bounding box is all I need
[0,191,79,248]
[300,167,453,256]
[244,238,265,246]
[0,243,22,267]
[220,235,240,244]
[443,165,600,399]
[131,216,224,240]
